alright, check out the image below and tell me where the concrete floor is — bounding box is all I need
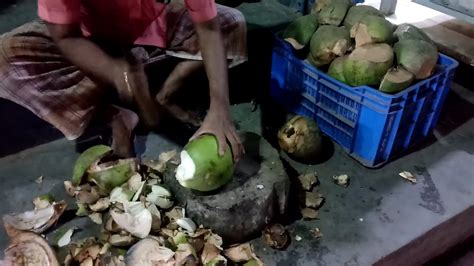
[0,0,473,265]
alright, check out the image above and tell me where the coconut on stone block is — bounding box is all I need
[176,135,234,192]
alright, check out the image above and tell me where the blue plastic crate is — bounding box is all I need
[270,37,458,167]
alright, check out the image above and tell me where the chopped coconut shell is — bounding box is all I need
[332,174,350,187]
[88,213,103,224]
[109,187,134,204]
[310,228,323,239]
[3,201,67,234]
[262,224,289,250]
[298,173,318,191]
[224,243,255,263]
[73,243,101,262]
[205,232,223,248]
[105,214,121,233]
[127,174,143,192]
[146,185,174,210]
[201,243,221,264]
[33,194,55,210]
[108,234,136,247]
[110,202,152,238]
[177,217,197,233]
[89,198,110,212]
[64,181,76,197]
[2,230,59,266]
[76,203,89,217]
[207,255,228,266]
[399,171,416,183]
[175,243,198,265]
[305,192,325,209]
[148,204,162,232]
[143,150,178,174]
[35,175,44,185]
[87,158,139,194]
[159,228,175,239]
[125,238,175,265]
[80,257,93,266]
[57,228,75,247]
[75,186,100,204]
[301,208,319,219]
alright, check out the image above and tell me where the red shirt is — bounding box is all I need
[38,0,217,47]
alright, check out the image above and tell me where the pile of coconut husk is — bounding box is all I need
[1,145,264,266]
[282,1,439,94]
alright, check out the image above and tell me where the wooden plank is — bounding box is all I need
[414,0,474,24]
[413,18,474,66]
[441,19,474,39]
[374,206,474,266]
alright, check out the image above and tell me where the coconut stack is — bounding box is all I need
[282,2,439,94]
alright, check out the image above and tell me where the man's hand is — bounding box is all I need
[191,106,243,162]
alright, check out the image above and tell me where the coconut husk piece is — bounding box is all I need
[3,201,67,234]
[301,208,319,219]
[2,227,60,266]
[298,173,318,191]
[125,238,175,265]
[305,192,325,209]
[262,224,289,250]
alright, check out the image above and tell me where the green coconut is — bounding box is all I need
[308,25,351,67]
[394,23,434,45]
[379,66,415,94]
[394,39,438,79]
[175,135,234,192]
[282,14,319,50]
[72,145,112,185]
[312,0,352,26]
[87,158,138,194]
[343,5,385,31]
[278,116,324,164]
[351,15,393,47]
[327,56,348,83]
[343,43,394,86]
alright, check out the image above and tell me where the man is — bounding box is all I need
[0,0,246,160]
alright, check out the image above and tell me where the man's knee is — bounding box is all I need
[218,6,247,32]
[156,91,169,106]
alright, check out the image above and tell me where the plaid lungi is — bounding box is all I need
[0,4,247,140]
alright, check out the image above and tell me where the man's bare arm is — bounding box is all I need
[191,17,244,161]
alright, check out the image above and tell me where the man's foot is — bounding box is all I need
[109,106,139,158]
[155,60,204,127]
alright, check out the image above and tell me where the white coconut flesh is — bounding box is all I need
[176,151,196,182]
[3,206,55,231]
[349,44,393,63]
